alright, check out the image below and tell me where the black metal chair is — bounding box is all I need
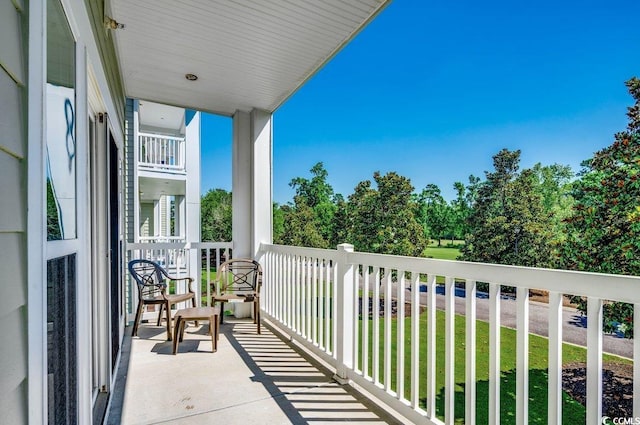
[210,259,262,334]
[128,259,196,340]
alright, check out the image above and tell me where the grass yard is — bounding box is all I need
[423,246,461,261]
[200,268,218,305]
[357,309,630,424]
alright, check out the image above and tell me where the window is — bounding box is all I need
[46,0,76,240]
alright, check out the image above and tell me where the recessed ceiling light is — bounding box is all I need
[185,73,198,81]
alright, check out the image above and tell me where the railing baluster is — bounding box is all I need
[372,267,381,385]
[353,262,360,373]
[206,249,211,307]
[277,252,283,323]
[384,268,392,392]
[548,291,563,425]
[489,282,501,425]
[286,254,292,327]
[426,274,436,418]
[445,276,455,424]
[318,259,325,350]
[516,286,529,425]
[296,255,302,334]
[635,303,640,419]
[325,259,331,353]
[306,256,312,340]
[586,297,603,425]
[312,258,318,345]
[466,279,477,425]
[333,261,338,356]
[362,264,371,379]
[410,272,420,409]
[397,270,406,400]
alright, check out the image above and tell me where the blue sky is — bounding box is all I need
[200,0,640,202]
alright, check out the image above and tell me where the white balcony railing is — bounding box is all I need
[124,241,233,317]
[138,236,185,243]
[122,240,639,424]
[138,132,186,172]
[258,243,640,425]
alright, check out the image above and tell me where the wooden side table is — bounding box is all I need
[172,306,221,354]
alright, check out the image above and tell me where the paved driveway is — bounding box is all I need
[379,282,633,359]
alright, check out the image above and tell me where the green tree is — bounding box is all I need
[416,184,450,246]
[279,197,329,248]
[346,172,427,257]
[461,149,555,268]
[201,188,232,241]
[288,162,337,245]
[562,78,640,337]
[329,194,349,247]
[273,202,285,244]
[531,163,574,246]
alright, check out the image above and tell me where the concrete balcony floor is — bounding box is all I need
[107,317,399,425]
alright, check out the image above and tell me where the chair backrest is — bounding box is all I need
[128,259,167,299]
[216,259,262,294]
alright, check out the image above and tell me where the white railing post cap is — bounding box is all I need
[337,243,354,252]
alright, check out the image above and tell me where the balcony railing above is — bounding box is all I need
[138,132,186,173]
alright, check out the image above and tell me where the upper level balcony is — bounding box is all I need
[138,132,186,174]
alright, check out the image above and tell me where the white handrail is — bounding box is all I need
[258,242,640,425]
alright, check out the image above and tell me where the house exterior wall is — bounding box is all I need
[0,2,29,423]
[83,0,125,131]
[5,0,128,422]
[124,97,135,243]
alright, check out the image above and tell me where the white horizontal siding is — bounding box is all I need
[0,0,25,85]
[0,307,28,410]
[0,69,24,158]
[0,375,27,424]
[0,1,27,423]
[0,151,25,232]
[0,233,26,313]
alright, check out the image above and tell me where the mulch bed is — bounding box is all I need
[563,362,633,418]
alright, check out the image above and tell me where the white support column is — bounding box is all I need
[232,109,273,259]
[185,111,200,288]
[334,243,355,383]
[132,99,140,242]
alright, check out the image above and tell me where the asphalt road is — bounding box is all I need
[379,282,634,359]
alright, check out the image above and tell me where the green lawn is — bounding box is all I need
[357,309,630,424]
[423,246,461,260]
[200,268,217,305]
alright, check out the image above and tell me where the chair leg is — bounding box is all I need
[191,296,198,326]
[165,301,173,341]
[179,318,186,342]
[219,302,225,324]
[256,302,261,335]
[157,303,164,326]
[209,315,217,352]
[172,316,182,355]
[132,300,144,337]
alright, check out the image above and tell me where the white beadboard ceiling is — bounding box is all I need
[110,0,389,115]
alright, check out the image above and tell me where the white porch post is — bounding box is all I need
[334,243,355,383]
[232,109,273,259]
[185,112,200,288]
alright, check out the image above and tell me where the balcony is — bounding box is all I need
[113,242,639,424]
[138,132,186,173]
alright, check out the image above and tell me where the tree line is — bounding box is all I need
[202,78,639,336]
